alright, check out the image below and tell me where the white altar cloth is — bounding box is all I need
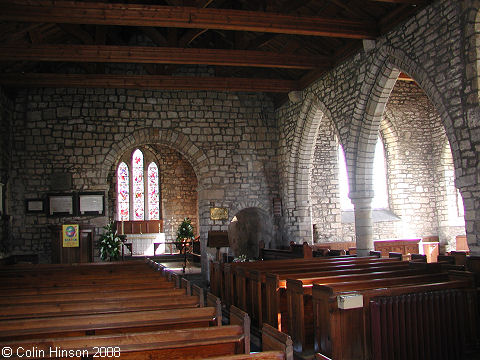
[126,233,166,256]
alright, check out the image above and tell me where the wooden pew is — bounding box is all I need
[230,257,398,312]
[0,259,149,272]
[0,293,201,320]
[222,257,374,307]
[0,306,220,341]
[0,272,173,290]
[200,352,286,360]
[285,268,450,353]
[262,323,293,360]
[207,292,223,326]
[249,260,410,327]
[2,325,249,360]
[234,258,403,324]
[263,262,413,329]
[313,276,477,360]
[0,280,175,297]
[260,242,313,260]
[200,314,294,360]
[0,287,187,305]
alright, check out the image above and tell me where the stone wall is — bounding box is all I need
[6,88,279,266]
[0,88,12,254]
[276,0,479,251]
[309,81,466,248]
[310,118,342,242]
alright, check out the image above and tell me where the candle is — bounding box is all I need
[121,220,124,235]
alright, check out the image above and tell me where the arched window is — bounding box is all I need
[117,162,130,221]
[132,149,145,220]
[338,144,353,210]
[339,137,389,210]
[148,162,160,220]
[371,138,389,209]
[117,149,160,221]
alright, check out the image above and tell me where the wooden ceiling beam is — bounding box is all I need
[0,73,298,93]
[368,0,426,4]
[0,44,331,70]
[0,0,378,39]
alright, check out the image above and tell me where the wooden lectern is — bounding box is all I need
[207,231,229,262]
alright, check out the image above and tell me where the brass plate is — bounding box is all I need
[210,207,228,220]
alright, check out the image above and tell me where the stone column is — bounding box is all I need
[460,185,480,255]
[350,191,374,257]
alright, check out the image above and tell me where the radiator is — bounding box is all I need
[370,290,469,360]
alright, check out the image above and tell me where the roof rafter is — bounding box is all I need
[0,0,378,39]
[0,44,331,70]
[0,73,298,93]
[368,0,426,4]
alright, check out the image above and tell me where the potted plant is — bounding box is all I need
[99,221,124,261]
[175,217,194,251]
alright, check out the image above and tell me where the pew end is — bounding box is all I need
[192,283,205,307]
[182,277,191,295]
[262,323,293,360]
[207,292,223,326]
[230,305,251,354]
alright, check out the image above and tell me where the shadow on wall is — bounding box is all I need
[228,207,273,259]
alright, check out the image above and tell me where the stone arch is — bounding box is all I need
[101,128,209,188]
[464,5,480,106]
[353,47,459,198]
[228,199,270,222]
[287,92,337,244]
[228,207,273,259]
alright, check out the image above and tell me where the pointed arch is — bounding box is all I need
[287,92,337,243]
[352,47,458,199]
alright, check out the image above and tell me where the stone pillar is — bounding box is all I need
[460,185,480,255]
[350,192,374,257]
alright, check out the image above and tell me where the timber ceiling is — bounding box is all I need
[0,0,428,103]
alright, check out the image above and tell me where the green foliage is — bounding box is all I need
[99,222,123,261]
[176,217,194,242]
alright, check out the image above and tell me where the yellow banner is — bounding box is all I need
[62,224,79,248]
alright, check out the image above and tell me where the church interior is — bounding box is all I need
[0,0,480,359]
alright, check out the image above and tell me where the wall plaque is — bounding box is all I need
[26,199,44,213]
[210,207,228,220]
[48,193,75,216]
[78,192,104,216]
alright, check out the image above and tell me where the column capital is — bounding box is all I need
[349,191,374,207]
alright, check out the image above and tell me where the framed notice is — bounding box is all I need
[48,193,75,216]
[78,192,104,216]
[62,224,79,247]
[26,199,44,213]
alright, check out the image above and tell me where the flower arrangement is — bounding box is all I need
[99,222,125,261]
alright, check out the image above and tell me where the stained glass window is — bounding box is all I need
[117,162,130,221]
[132,149,144,220]
[148,162,160,220]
